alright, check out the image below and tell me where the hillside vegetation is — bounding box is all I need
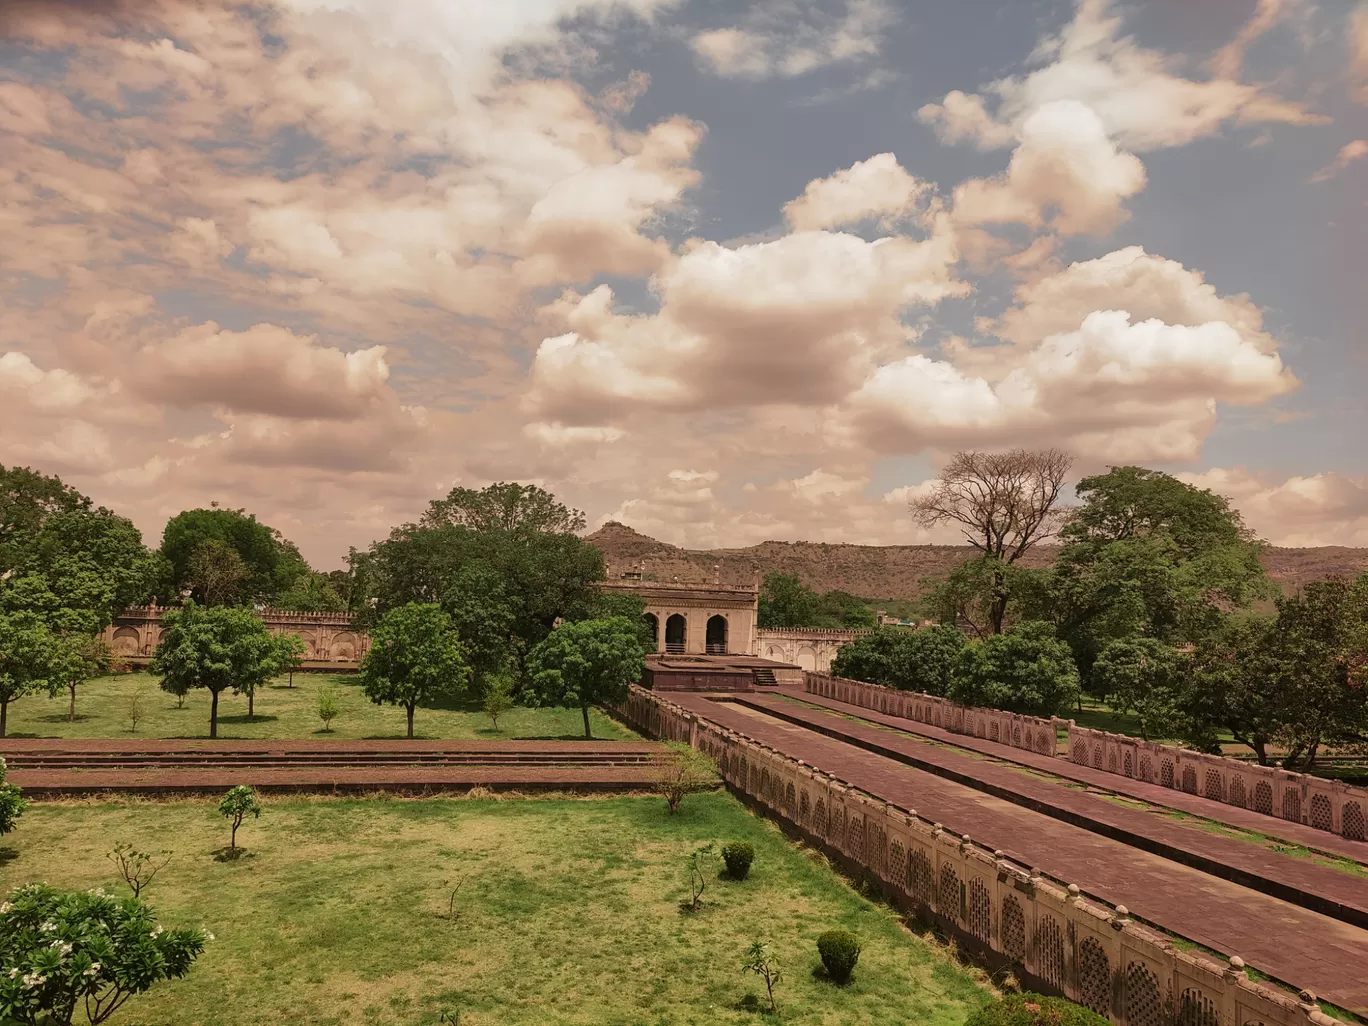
[586,521,1368,603]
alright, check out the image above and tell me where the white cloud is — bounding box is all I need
[1310,140,1368,182]
[1179,468,1368,547]
[691,0,892,80]
[919,0,1324,152]
[784,153,931,231]
[1352,4,1368,104]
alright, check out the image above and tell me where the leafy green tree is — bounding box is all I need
[316,683,341,732]
[420,482,586,535]
[1180,615,1280,761]
[951,621,1080,717]
[441,563,517,689]
[758,573,820,628]
[47,635,112,723]
[813,589,877,629]
[923,557,1044,639]
[273,571,347,612]
[0,756,26,835]
[1090,637,1183,741]
[159,507,306,605]
[149,603,291,738]
[482,675,514,731]
[0,610,61,737]
[830,626,966,695]
[218,785,262,852]
[184,539,250,607]
[359,603,471,738]
[527,616,645,738]
[0,882,207,1025]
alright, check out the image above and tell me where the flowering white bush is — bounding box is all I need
[0,756,25,836]
[0,883,206,1025]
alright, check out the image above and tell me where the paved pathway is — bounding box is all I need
[666,692,1368,1013]
[780,685,1368,864]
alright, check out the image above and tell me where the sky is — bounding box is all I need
[1,0,1366,568]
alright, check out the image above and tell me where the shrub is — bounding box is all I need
[0,756,26,836]
[951,621,1081,716]
[965,993,1110,1026]
[316,684,341,732]
[218,785,262,853]
[0,882,207,1025]
[482,676,514,731]
[721,842,755,880]
[106,844,172,898]
[816,929,861,984]
[652,742,715,814]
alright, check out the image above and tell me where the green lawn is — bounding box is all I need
[0,793,991,1026]
[1,673,637,742]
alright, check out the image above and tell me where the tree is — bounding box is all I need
[923,556,1044,639]
[358,603,471,738]
[831,626,967,695]
[47,636,112,723]
[651,741,714,814]
[0,883,207,1025]
[218,785,261,852]
[1180,615,1279,761]
[149,603,291,738]
[758,573,819,629]
[0,756,26,836]
[482,675,514,731]
[1090,637,1183,741]
[740,940,783,1014]
[278,632,307,687]
[0,610,61,738]
[316,683,341,732]
[420,482,586,535]
[273,571,347,612]
[814,589,877,630]
[185,539,250,607]
[951,621,1081,717]
[526,617,644,739]
[160,507,305,605]
[911,449,1073,633]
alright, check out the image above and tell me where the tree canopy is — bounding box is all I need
[358,602,471,738]
[949,621,1081,717]
[526,616,645,738]
[159,507,311,606]
[757,573,876,630]
[830,626,966,696]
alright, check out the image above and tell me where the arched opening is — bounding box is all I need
[706,615,728,654]
[665,614,687,653]
[643,613,659,651]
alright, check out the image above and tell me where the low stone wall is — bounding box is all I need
[1067,725,1368,844]
[616,686,1342,1026]
[804,672,1065,758]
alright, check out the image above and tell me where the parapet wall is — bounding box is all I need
[804,672,1065,758]
[616,686,1341,1026]
[1066,725,1368,843]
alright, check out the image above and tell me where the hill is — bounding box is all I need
[585,522,1368,603]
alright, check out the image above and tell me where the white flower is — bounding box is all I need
[39,921,56,934]
[50,941,72,957]
[21,971,44,989]
[151,925,163,937]
[0,902,12,914]
[7,967,17,979]
[82,964,101,978]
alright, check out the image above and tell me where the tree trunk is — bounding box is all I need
[230,816,239,850]
[210,689,220,739]
[289,669,294,688]
[1302,738,1321,771]
[406,704,415,739]
[248,688,254,719]
[69,685,77,722]
[1252,739,1268,766]
[0,699,7,739]
[581,703,593,740]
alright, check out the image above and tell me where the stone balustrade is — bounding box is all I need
[804,672,1065,758]
[1066,725,1368,844]
[616,685,1345,1026]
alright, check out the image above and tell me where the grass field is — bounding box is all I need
[1,673,637,742]
[0,793,991,1026]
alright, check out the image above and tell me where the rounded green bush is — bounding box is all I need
[965,993,1110,1026]
[721,842,755,880]
[816,929,861,984]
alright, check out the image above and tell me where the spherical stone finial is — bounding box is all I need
[1299,990,1317,1004]
[1067,884,1081,897]
[1229,956,1245,970]
[994,849,1005,858]
[1115,905,1129,917]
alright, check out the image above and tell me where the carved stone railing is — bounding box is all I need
[616,686,1345,1026]
[1066,725,1368,843]
[804,672,1065,758]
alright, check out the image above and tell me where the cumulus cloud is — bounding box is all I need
[784,153,931,231]
[950,100,1146,236]
[1353,4,1368,103]
[1179,468,1368,547]
[919,0,1324,152]
[690,0,891,80]
[525,220,968,422]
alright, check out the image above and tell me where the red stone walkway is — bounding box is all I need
[666,691,1368,1014]
[0,739,664,796]
[779,685,1368,864]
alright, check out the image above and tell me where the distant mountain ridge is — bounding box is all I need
[584,521,1368,602]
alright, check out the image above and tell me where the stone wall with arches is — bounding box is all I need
[604,581,757,656]
[616,685,1345,1026]
[756,628,872,672]
[1067,724,1368,844]
[102,605,370,666]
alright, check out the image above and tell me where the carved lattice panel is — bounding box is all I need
[1073,740,1090,764]
[967,878,992,942]
[1124,751,1134,777]
[846,816,865,864]
[1037,730,1053,755]
[1001,895,1026,961]
[799,789,811,825]
[1093,745,1104,769]
[1282,788,1301,822]
[938,864,961,920]
[813,799,828,839]
[1181,766,1198,794]
[1125,962,1164,1026]
[1254,781,1272,815]
[1204,769,1224,802]
[909,849,934,905]
[1310,794,1333,832]
[1139,755,1153,783]
[1077,937,1111,1016]
[1161,760,1175,788]
[1228,775,1245,808]
[785,782,797,817]
[1108,750,1118,774]
[868,823,887,877]
[1343,801,1365,841]
[1034,915,1066,990]
[889,840,907,886]
[990,722,1000,743]
[1013,726,1022,747]
[1179,989,1220,1026]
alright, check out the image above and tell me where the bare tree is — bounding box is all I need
[911,449,1073,633]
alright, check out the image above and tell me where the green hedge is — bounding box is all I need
[966,993,1109,1026]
